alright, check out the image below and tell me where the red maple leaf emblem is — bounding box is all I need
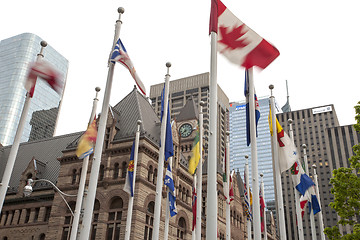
[219,24,249,50]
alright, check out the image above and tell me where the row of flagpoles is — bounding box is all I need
[0,1,329,240]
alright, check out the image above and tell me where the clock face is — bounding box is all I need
[179,123,193,138]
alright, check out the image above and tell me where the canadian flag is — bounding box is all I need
[210,0,280,69]
[25,60,63,97]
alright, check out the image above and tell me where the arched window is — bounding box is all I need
[72,169,77,184]
[99,165,104,181]
[106,197,123,240]
[39,233,45,240]
[177,217,186,239]
[122,162,127,178]
[186,189,190,204]
[113,163,119,179]
[153,168,157,184]
[91,200,101,240]
[182,187,186,201]
[61,201,76,240]
[144,201,155,240]
[148,166,153,182]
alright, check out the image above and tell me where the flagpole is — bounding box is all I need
[288,119,304,240]
[245,155,252,240]
[248,68,261,239]
[0,40,47,215]
[226,131,231,240]
[196,101,204,240]
[69,87,100,240]
[302,144,316,240]
[192,174,197,240]
[312,164,325,240]
[78,7,124,240]
[269,85,287,240]
[152,62,171,240]
[207,30,218,239]
[260,173,268,240]
[124,120,142,240]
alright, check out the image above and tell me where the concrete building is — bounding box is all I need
[277,104,360,239]
[0,33,68,146]
[0,87,249,240]
[149,72,229,170]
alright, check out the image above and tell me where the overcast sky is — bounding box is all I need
[2,0,360,136]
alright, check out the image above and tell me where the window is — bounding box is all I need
[106,198,123,240]
[71,169,77,184]
[177,217,186,239]
[34,208,40,222]
[61,201,76,240]
[153,169,157,184]
[44,207,51,222]
[122,162,127,178]
[25,208,31,223]
[144,201,154,240]
[99,165,104,181]
[91,200,100,240]
[39,234,46,240]
[148,166,153,182]
[113,163,119,179]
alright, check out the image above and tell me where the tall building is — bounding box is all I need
[0,33,68,146]
[229,97,275,203]
[149,72,229,170]
[277,104,359,239]
[0,87,248,240]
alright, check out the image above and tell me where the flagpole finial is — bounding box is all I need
[94,87,101,100]
[118,7,124,14]
[312,164,316,169]
[260,173,263,177]
[302,144,307,149]
[269,84,274,96]
[40,41,47,47]
[166,62,171,75]
[137,120,142,126]
[226,131,230,136]
[288,119,293,124]
[245,155,249,159]
[200,101,206,107]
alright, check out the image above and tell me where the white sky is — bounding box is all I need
[2,0,360,136]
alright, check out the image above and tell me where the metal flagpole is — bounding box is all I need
[248,68,261,240]
[192,174,197,240]
[196,101,204,240]
[260,173,268,240]
[78,7,124,240]
[207,30,218,239]
[288,119,304,240]
[312,164,325,240]
[0,40,47,215]
[226,131,231,240]
[269,85,287,240]
[124,120,142,240]
[245,155,252,240]
[152,62,171,240]
[302,144,316,240]
[69,87,100,240]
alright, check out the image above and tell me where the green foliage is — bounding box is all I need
[325,102,360,240]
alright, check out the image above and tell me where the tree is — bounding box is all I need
[324,102,360,240]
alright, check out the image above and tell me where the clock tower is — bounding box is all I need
[175,97,199,162]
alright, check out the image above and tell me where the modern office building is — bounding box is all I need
[229,97,275,203]
[0,33,68,146]
[149,72,229,170]
[277,105,360,239]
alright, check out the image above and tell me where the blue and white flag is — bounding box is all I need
[244,69,260,146]
[161,85,174,161]
[124,141,135,197]
[111,38,146,95]
[164,164,177,217]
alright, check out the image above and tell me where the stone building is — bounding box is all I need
[0,87,247,240]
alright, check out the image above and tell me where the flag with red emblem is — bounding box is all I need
[124,141,136,197]
[209,0,279,69]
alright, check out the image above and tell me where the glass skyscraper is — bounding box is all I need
[0,33,68,146]
[229,96,274,203]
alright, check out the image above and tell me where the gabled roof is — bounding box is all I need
[112,87,161,145]
[176,97,199,122]
[0,132,81,193]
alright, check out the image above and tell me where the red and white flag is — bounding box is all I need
[210,0,280,69]
[25,60,63,97]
